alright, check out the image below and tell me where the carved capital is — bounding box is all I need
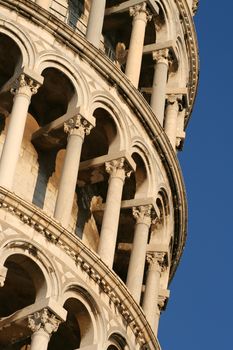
[132,205,154,226]
[146,252,167,272]
[129,2,152,22]
[105,157,132,180]
[158,290,170,311]
[152,48,170,65]
[192,0,199,14]
[64,114,93,139]
[167,94,179,104]
[28,308,61,335]
[11,74,41,97]
[176,134,186,149]
[166,94,183,110]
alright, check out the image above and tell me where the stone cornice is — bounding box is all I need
[0,187,161,350]
[0,0,188,281]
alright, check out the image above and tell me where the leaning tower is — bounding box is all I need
[0,0,199,349]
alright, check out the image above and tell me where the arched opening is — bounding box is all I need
[155,2,168,43]
[30,67,75,126]
[104,1,156,71]
[113,152,149,281]
[171,37,189,87]
[29,68,76,209]
[150,189,170,245]
[81,107,118,161]
[0,33,23,129]
[49,297,95,350]
[103,2,132,66]
[122,152,148,200]
[0,33,22,89]
[107,333,128,350]
[77,107,119,238]
[0,253,46,317]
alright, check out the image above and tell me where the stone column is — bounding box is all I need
[142,252,165,335]
[28,308,61,350]
[125,3,152,88]
[98,158,131,268]
[35,0,52,11]
[86,0,106,48]
[126,205,153,303]
[54,115,93,227]
[150,49,170,126]
[164,95,181,149]
[0,73,42,189]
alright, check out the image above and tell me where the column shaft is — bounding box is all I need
[126,222,149,302]
[0,74,40,189]
[54,115,93,227]
[126,205,152,303]
[164,96,180,149]
[150,50,169,125]
[98,175,124,268]
[142,261,161,333]
[98,158,128,268]
[30,329,50,350]
[54,133,83,227]
[86,0,106,48]
[154,306,161,336]
[125,4,151,88]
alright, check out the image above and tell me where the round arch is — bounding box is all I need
[150,186,172,245]
[0,238,60,300]
[51,285,104,349]
[35,51,90,109]
[174,35,190,87]
[155,0,172,43]
[90,91,131,152]
[130,138,156,198]
[106,331,130,350]
[0,18,36,69]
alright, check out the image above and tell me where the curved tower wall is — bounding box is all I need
[0,1,199,349]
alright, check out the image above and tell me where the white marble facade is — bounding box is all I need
[0,1,199,349]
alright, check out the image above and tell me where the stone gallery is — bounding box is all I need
[0,1,199,349]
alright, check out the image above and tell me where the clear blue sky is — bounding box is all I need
[159,1,233,349]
